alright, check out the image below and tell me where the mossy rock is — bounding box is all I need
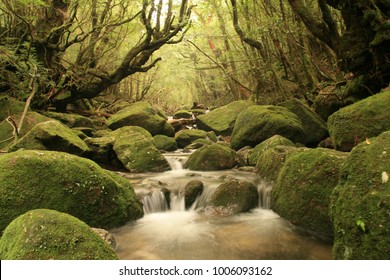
[0,150,143,233]
[41,111,94,128]
[153,134,177,151]
[84,136,121,168]
[0,111,51,149]
[256,145,302,182]
[313,88,344,121]
[208,180,259,214]
[9,120,90,156]
[0,209,118,260]
[196,100,253,136]
[278,98,328,146]
[113,128,170,172]
[184,143,237,171]
[248,135,295,166]
[271,148,348,240]
[173,109,193,119]
[330,130,390,259]
[184,138,212,150]
[174,129,208,148]
[206,131,218,142]
[327,91,390,151]
[106,101,172,136]
[111,125,153,141]
[230,105,304,150]
[184,180,204,209]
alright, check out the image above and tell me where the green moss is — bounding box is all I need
[174,129,208,148]
[153,134,177,151]
[0,97,25,121]
[196,100,253,136]
[249,135,295,166]
[209,180,259,213]
[41,111,94,128]
[173,109,192,119]
[330,130,390,259]
[0,150,143,233]
[9,120,90,156]
[184,143,237,171]
[328,91,390,151]
[0,209,118,260]
[272,148,348,240]
[113,130,170,172]
[231,105,304,150]
[184,180,204,209]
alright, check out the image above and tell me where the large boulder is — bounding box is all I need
[330,131,390,259]
[208,180,259,214]
[84,136,121,168]
[327,91,390,151]
[112,126,170,172]
[0,150,143,233]
[271,148,348,240]
[196,100,253,136]
[184,143,237,171]
[230,105,304,150]
[174,129,208,148]
[8,120,90,156]
[106,101,174,136]
[248,135,295,166]
[0,111,51,149]
[153,134,178,151]
[0,209,118,260]
[256,145,302,182]
[42,111,94,128]
[278,98,328,146]
[173,109,193,119]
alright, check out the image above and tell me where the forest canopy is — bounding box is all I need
[0,0,389,112]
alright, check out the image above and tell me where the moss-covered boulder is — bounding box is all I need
[0,209,118,260]
[0,150,143,233]
[106,101,174,136]
[327,91,390,151]
[208,180,259,214]
[42,111,94,128]
[184,180,204,209]
[271,148,348,240]
[230,105,304,150]
[330,131,390,259]
[84,136,122,168]
[113,126,170,172]
[0,111,51,149]
[174,129,208,148]
[278,98,328,146]
[184,143,237,171]
[248,135,295,166]
[313,86,344,121]
[184,138,212,150]
[173,109,193,119]
[153,134,177,151]
[9,120,90,156]
[256,145,302,182]
[196,100,253,136]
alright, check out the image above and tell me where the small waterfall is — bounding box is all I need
[142,191,168,214]
[164,152,189,170]
[257,182,272,209]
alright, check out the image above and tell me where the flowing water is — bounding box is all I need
[110,151,332,260]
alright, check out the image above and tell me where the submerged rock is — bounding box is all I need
[196,100,253,136]
[330,130,390,259]
[208,180,259,214]
[0,209,118,260]
[271,148,348,240]
[184,143,237,171]
[9,120,90,156]
[327,91,390,151]
[230,105,304,150]
[0,150,143,232]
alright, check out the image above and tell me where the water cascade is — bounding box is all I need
[111,151,332,260]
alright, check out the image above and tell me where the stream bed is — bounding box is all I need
[110,152,332,260]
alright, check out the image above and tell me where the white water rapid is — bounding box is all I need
[111,151,332,260]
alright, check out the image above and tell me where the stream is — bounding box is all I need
[110,151,332,260]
